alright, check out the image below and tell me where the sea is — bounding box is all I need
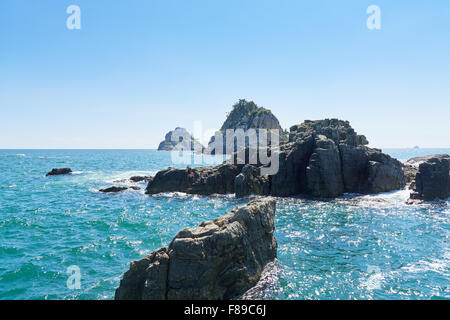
[0,148,449,300]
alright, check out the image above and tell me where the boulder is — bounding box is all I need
[409,155,450,201]
[46,168,72,176]
[115,198,277,300]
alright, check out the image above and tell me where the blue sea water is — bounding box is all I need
[0,149,449,300]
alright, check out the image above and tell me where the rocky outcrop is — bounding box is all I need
[207,100,287,154]
[403,164,419,186]
[158,127,204,152]
[234,165,270,197]
[408,154,450,202]
[148,118,405,198]
[99,186,140,193]
[46,168,72,176]
[146,164,241,195]
[115,198,277,300]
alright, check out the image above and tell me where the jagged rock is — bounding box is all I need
[409,155,450,201]
[289,119,368,147]
[207,100,287,154]
[270,136,314,196]
[46,168,72,176]
[306,135,344,197]
[406,154,450,166]
[148,118,405,198]
[99,186,140,193]
[130,176,153,183]
[146,164,242,195]
[402,164,419,185]
[157,127,204,152]
[234,165,270,197]
[115,198,277,300]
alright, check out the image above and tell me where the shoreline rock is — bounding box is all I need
[147,119,405,198]
[46,168,72,176]
[115,198,277,300]
[408,154,450,202]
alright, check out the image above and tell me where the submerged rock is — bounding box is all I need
[409,154,450,202]
[115,198,277,300]
[99,186,140,193]
[46,168,72,176]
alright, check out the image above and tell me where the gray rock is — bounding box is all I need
[402,164,419,185]
[207,99,287,154]
[234,165,270,197]
[46,168,72,176]
[306,135,344,197]
[115,198,277,300]
[158,127,204,152]
[409,154,450,201]
[148,118,405,198]
[129,176,153,183]
[146,164,242,195]
[99,186,140,193]
[406,154,450,166]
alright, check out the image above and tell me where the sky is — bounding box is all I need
[0,0,449,149]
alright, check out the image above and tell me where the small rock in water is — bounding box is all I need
[129,176,153,183]
[99,186,140,193]
[46,168,72,176]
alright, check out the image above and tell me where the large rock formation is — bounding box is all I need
[157,127,204,152]
[408,154,450,202]
[115,198,277,300]
[146,164,241,195]
[207,99,287,154]
[147,118,405,198]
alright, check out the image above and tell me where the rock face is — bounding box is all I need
[157,127,204,152]
[148,118,405,198]
[46,168,72,176]
[403,164,419,185]
[146,164,241,195]
[207,100,287,154]
[409,154,450,201]
[234,165,270,197]
[115,198,277,300]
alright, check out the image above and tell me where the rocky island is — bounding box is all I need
[146,118,405,198]
[115,198,277,300]
[157,127,204,152]
[207,99,287,154]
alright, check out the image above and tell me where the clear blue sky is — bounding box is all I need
[1,0,449,148]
